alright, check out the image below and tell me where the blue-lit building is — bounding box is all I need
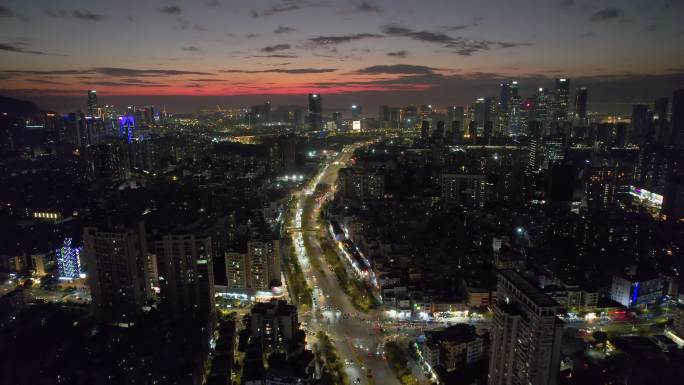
[57,238,83,280]
[118,114,136,143]
[610,274,664,308]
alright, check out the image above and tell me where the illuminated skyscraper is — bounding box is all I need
[118,114,135,143]
[87,90,98,117]
[57,238,83,280]
[553,78,570,124]
[308,93,322,131]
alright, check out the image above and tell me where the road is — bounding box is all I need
[290,145,403,385]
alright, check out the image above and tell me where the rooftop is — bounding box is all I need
[498,269,558,308]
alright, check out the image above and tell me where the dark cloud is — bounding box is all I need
[305,33,383,47]
[0,43,47,55]
[92,68,212,77]
[387,50,409,58]
[83,80,168,87]
[381,24,453,43]
[251,54,299,58]
[46,9,106,21]
[182,46,201,52]
[160,5,182,15]
[559,0,574,8]
[221,68,336,74]
[24,78,66,85]
[246,33,261,38]
[274,26,296,34]
[380,24,412,35]
[591,7,624,22]
[261,44,291,52]
[188,78,224,82]
[355,1,383,13]
[381,24,529,56]
[443,16,482,31]
[71,10,105,21]
[177,18,207,31]
[354,64,438,75]
[206,0,220,7]
[251,0,311,18]
[0,5,14,17]
[645,23,659,32]
[2,69,88,76]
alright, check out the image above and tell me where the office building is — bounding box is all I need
[351,104,362,121]
[308,93,322,131]
[87,90,98,117]
[672,89,684,149]
[488,270,563,385]
[610,274,664,308]
[154,234,215,315]
[447,106,464,126]
[553,78,570,124]
[83,224,151,324]
[631,104,651,145]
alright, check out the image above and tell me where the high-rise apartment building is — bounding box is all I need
[83,224,151,324]
[226,240,281,292]
[154,234,215,316]
[489,270,563,385]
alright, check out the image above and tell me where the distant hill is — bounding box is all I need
[0,95,43,116]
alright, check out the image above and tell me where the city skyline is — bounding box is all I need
[1,0,684,112]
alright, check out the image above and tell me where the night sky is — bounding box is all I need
[1,0,683,113]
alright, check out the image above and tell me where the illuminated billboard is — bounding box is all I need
[352,120,361,132]
[629,186,663,208]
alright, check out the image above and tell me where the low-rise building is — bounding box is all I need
[421,324,484,372]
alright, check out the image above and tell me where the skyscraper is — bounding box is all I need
[653,97,669,145]
[574,87,588,126]
[447,106,464,126]
[154,234,215,316]
[489,270,563,385]
[87,90,98,117]
[83,224,151,324]
[553,78,570,124]
[308,93,322,131]
[351,104,362,121]
[672,89,684,149]
[631,104,651,145]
